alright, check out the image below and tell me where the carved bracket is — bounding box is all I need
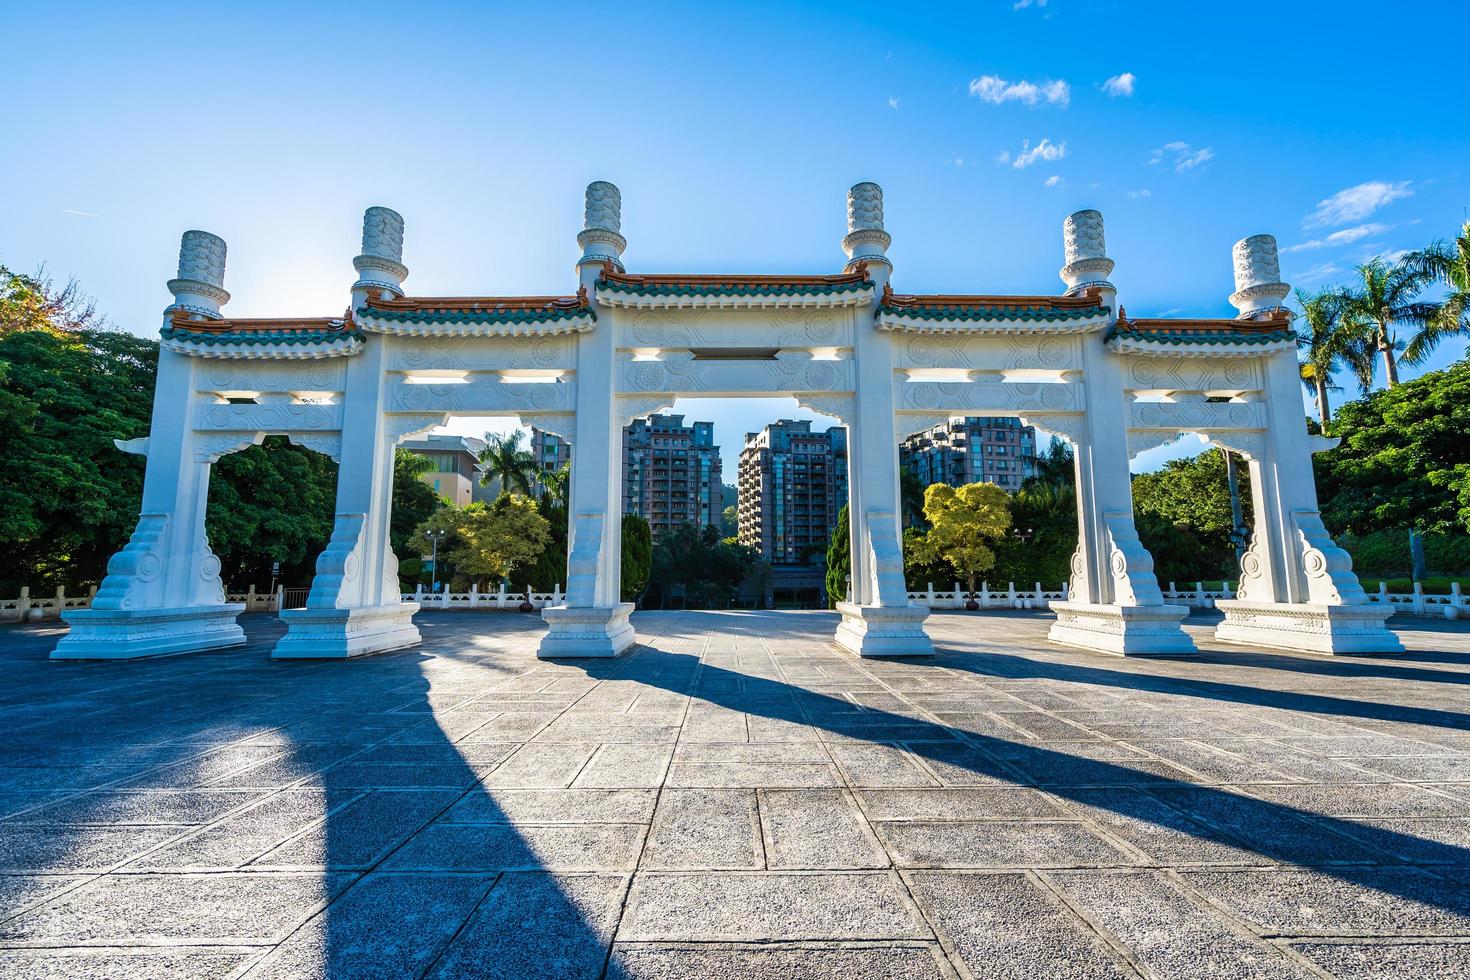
[195,433,265,463]
[382,413,449,445]
[797,394,855,424]
[287,433,343,462]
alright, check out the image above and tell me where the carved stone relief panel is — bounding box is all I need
[1125,355,1259,393]
[198,360,346,394]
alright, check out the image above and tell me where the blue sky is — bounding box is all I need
[5,0,1467,476]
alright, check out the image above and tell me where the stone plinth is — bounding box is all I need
[1048,601,1195,656]
[834,602,934,658]
[1214,600,1402,655]
[53,604,245,660]
[272,602,421,659]
[539,602,636,658]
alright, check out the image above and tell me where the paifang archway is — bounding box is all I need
[56,181,1401,662]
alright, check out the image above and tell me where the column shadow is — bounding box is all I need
[1,614,618,979]
[597,612,1470,921]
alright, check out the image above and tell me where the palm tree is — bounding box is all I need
[478,431,537,496]
[1399,226,1470,365]
[1339,254,1443,388]
[1294,288,1350,431]
[540,462,571,507]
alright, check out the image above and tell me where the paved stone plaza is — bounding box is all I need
[3,609,1470,978]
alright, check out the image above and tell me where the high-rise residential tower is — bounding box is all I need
[738,420,848,566]
[899,417,1038,492]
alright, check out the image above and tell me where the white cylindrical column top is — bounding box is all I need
[578,180,627,266]
[1063,209,1106,264]
[847,181,884,233]
[353,205,409,298]
[584,180,622,233]
[177,230,227,287]
[843,181,891,268]
[1229,233,1291,318]
[1059,208,1114,294]
[167,230,229,317]
[360,206,405,263]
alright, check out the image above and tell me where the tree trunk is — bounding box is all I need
[1379,322,1399,387]
[1314,376,1332,433]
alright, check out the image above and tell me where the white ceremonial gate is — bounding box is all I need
[56,181,1401,662]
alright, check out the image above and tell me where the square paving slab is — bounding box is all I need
[2,608,1470,977]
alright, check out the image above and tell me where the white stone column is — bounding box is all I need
[1215,235,1399,653]
[539,181,635,658]
[1046,210,1194,656]
[274,207,423,659]
[56,232,247,659]
[834,182,934,657]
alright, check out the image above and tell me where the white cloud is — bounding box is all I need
[1291,262,1344,283]
[1100,73,1135,97]
[1127,188,1151,199]
[63,208,99,217]
[1013,0,1047,8]
[995,150,1011,165]
[1282,223,1391,253]
[1302,181,1412,230]
[1010,137,1066,169]
[887,97,900,109]
[954,156,965,167]
[1148,141,1213,174]
[969,74,1070,108]
[1044,175,1064,188]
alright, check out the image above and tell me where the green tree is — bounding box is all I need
[409,493,550,590]
[207,438,338,587]
[1340,253,1444,389]
[477,430,537,495]
[1,265,104,336]
[1314,360,1470,536]
[1295,287,1351,432]
[911,482,1012,592]
[1405,224,1470,363]
[825,503,850,607]
[989,479,1078,590]
[1026,437,1075,490]
[1130,448,1244,581]
[391,450,445,587]
[621,514,652,602]
[0,327,156,590]
[648,523,758,608]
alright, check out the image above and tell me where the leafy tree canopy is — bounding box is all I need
[911,482,1012,590]
[825,503,850,607]
[621,513,652,602]
[1314,359,1470,535]
[409,492,550,590]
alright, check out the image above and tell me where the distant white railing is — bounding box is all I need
[907,579,1467,620]
[2,583,281,622]
[0,585,99,623]
[1364,580,1466,619]
[402,583,565,611]
[906,582,1067,610]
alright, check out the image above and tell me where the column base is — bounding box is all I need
[1214,600,1403,655]
[53,604,246,661]
[538,603,636,659]
[272,603,421,660]
[834,602,934,658]
[1048,601,1195,656]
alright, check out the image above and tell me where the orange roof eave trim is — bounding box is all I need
[880,284,1104,310]
[168,312,351,334]
[1118,312,1293,335]
[367,284,590,313]
[599,261,871,289]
